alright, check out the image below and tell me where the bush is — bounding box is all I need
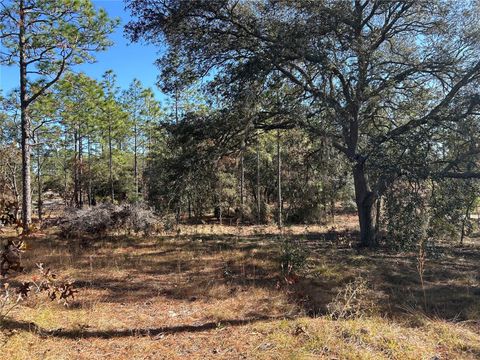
[279,237,309,278]
[0,263,78,323]
[382,181,429,251]
[161,213,178,233]
[341,198,357,213]
[287,203,324,224]
[248,201,274,224]
[59,203,162,238]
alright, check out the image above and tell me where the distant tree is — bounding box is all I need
[0,98,21,221]
[0,0,117,229]
[29,91,58,218]
[100,70,130,203]
[121,79,162,200]
[55,73,105,207]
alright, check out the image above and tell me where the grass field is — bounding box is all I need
[1,214,479,359]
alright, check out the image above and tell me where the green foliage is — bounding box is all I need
[127,0,480,247]
[383,181,430,251]
[382,177,479,251]
[430,180,479,241]
[0,0,118,69]
[279,237,309,277]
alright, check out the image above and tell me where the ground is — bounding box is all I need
[1,214,479,359]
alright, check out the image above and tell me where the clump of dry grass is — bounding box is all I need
[326,276,378,320]
[252,315,480,360]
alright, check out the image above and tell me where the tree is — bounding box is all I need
[121,79,158,200]
[29,90,58,219]
[0,0,117,229]
[0,96,21,221]
[127,0,480,246]
[100,70,130,203]
[55,73,104,207]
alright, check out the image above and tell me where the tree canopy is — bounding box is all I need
[126,0,480,246]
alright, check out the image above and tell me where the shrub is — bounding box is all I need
[341,198,357,213]
[0,263,78,323]
[382,179,479,250]
[279,237,309,279]
[382,181,429,251]
[0,282,23,322]
[162,213,178,233]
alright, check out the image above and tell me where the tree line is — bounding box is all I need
[126,0,480,247]
[1,0,480,250]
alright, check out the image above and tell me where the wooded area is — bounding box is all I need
[1,0,480,359]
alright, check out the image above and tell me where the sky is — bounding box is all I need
[0,0,168,103]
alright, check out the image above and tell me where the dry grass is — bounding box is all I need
[0,213,479,359]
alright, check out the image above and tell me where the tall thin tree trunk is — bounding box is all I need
[19,0,32,230]
[36,133,42,220]
[188,196,192,219]
[73,129,79,207]
[218,180,223,225]
[277,129,282,228]
[256,131,261,224]
[460,198,475,245]
[374,196,382,237]
[134,120,138,198]
[240,141,245,222]
[78,124,83,208]
[11,165,20,221]
[87,135,92,206]
[63,133,68,205]
[174,86,179,125]
[218,204,222,225]
[108,119,114,202]
[330,197,335,223]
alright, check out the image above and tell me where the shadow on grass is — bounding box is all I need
[1,315,290,339]
[11,226,480,321]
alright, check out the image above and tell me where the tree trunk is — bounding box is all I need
[188,196,192,219]
[460,198,475,245]
[63,132,68,205]
[73,129,79,207]
[353,163,375,247]
[277,129,282,228]
[20,114,32,230]
[134,120,138,198]
[174,86,179,124]
[36,133,42,220]
[108,120,114,202]
[11,165,20,221]
[256,131,261,224]
[87,134,92,206]
[239,139,245,222]
[330,197,335,223]
[218,180,223,225]
[78,124,83,208]
[19,0,31,230]
[374,196,382,237]
[240,156,244,217]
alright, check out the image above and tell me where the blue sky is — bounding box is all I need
[0,0,168,104]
